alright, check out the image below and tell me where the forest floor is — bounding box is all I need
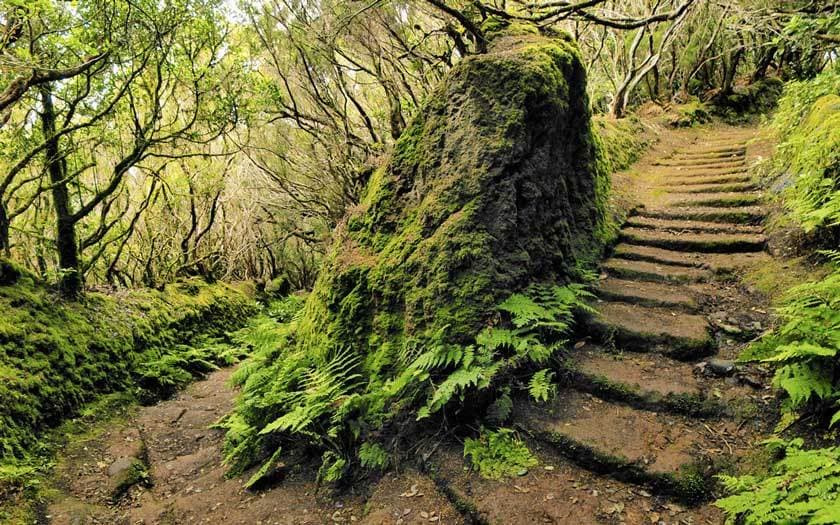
[41,122,779,525]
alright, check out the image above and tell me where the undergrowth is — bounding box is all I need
[464,428,537,480]
[769,67,840,234]
[717,439,840,524]
[740,253,840,431]
[221,283,592,487]
[0,294,291,523]
[0,269,256,521]
[717,68,840,522]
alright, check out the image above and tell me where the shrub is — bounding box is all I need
[740,254,840,429]
[769,68,840,233]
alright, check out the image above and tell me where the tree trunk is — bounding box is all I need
[720,47,745,97]
[0,201,9,256]
[40,86,83,298]
[751,46,776,82]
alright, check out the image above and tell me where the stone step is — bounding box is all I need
[666,174,753,186]
[612,243,771,272]
[663,166,749,178]
[425,442,721,524]
[673,148,745,159]
[665,182,756,194]
[625,216,762,235]
[585,300,714,359]
[595,277,699,310]
[516,390,725,501]
[667,191,762,208]
[657,159,745,169]
[561,344,720,416]
[602,258,711,283]
[620,227,767,253]
[636,206,764,225]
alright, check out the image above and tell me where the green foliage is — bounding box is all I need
[223,283,590,483]
[769,68,840,233]
[0,273,256,460]
[266,294,307,323]
[717,439,840,525]
[740,256,840,427]
[358,442,389,470]
[463,428,537,480]
[528,369,556,402]
[669,99,712,128]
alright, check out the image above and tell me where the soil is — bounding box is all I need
[37,123,778,525]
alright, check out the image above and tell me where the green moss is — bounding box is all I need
[669,99,712,128]
[0,272,255,460]
[481,17,540,41]
[590,117,651,249]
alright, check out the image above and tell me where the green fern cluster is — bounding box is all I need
[769,67,840,233]
[221,283,590,485]
[717,439,840,524]
[463,428,537,480]
[741,256,840,429]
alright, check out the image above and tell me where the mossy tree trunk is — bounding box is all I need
[40,85,83,298]
[0,201,9,256]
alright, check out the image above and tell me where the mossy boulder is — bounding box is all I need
[712,77,784,117]
[222,31,624,482]
[295,32,608,362]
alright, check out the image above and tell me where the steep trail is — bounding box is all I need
[510,127,774,503]
[41,125,773,525]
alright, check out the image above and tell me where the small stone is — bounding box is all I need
[717,322,743,335]
[707,358,736,377]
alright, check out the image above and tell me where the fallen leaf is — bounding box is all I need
[400,484,420,498]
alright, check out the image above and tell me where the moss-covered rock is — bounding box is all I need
[0,277,256,459]
[297,33,608,360]
[223,31,614,479]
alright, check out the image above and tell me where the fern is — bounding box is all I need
[358,442,389,470]
[528,369,556,402]
[486,389,513,424]
[463,428,537,480]
[717,440,840,525]
[223,283,588,484]
[741,270,840,423]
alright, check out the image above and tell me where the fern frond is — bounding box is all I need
[528,369,556,402]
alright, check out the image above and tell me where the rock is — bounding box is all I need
[246,30,608,435]
[707,358,736,377]
[0,258,21,286]
[716,322,743,335]
[107,456,148,499]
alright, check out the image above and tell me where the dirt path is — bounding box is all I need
[43,124,775,525]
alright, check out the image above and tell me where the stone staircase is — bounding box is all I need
[513,132,769,503]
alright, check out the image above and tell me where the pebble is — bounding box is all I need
[707,358,736,376]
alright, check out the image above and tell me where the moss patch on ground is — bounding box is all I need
[0,268,256,461]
